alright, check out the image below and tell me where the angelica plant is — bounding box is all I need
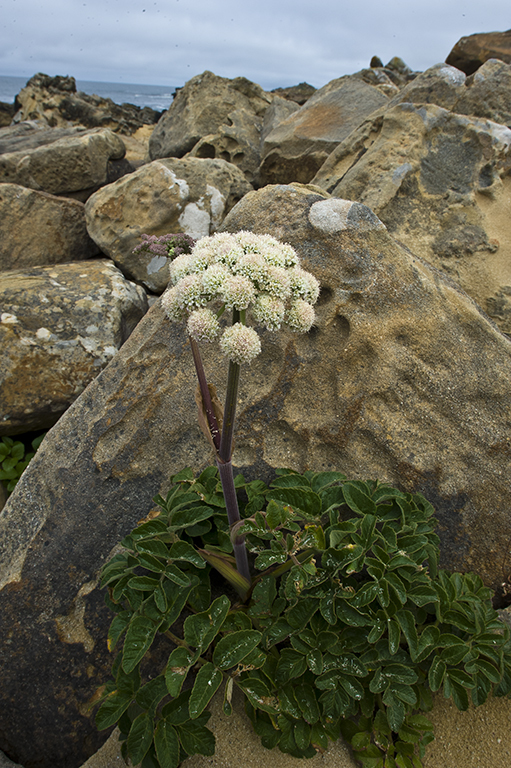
[96,231,511,768]
[160,231,320,592]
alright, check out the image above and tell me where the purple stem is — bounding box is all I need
[189,336,221,453]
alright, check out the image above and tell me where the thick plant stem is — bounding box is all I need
[219,360,240,463]
[189,336,221,453]
[216,458,251,586]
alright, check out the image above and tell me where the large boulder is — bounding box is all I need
[0,128,127,198]
[187,108,264,185]
[13,73,161,135]
[446,29,511,75]
[0,121,90,155]
[148,71,272,161]
[258,75,389,185]
[85,157,253,293]
[1,184,510,768]
[0,183,99,271]
[385,60,511,126]
[0,259,148,435]
[312,102,511,334]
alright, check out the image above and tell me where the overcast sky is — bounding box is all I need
[1,0,510,90]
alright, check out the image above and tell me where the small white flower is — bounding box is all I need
[220,323,261,364]
[221,275,256,310]
[252,293,286,331]
[177,273,207,310]
[289,267,320,304]
[187,308,221,342]
[287,299,315,332]
[259,264,291,300]
[202,263,229,295]
[161,285,185,321]
[169,253,193,284]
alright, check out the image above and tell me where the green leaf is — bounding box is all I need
[275,649,308,684]
[294,719,312,751]
[123,616,160,673]
[107,611,132,652]
[135,675,168,711]
[165,647,198,697]
[188,663,222,719]
[127,712,154,764]
[287,598,318,629]
[466,659,501,684]
[213,630,262,670]
[128,576,161,592]
[266,486,322,517]
[177,720,215,756]
[342,482,377,515]
[169,541,206,568]
[388,619,401,655]
[184,595,230,651]
[238,677,280,713]
[164,564,192,587]
[171,505,215,529]
[154,719,180,768]
[295,683,320,724]
[428,655,446,691]
[136,538,170,558]
[137,553,167,573]
[95,690,133,730]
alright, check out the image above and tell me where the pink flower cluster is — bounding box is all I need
[161,231,320,364]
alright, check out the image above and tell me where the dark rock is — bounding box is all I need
[446,29,511,75]
[269,82,317,105]
[13,74,161,135]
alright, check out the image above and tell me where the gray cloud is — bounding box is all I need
[1,0,509,90]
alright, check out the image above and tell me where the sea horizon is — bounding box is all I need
[0,74,177,112]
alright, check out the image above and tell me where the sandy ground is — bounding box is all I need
[80,687,511,768]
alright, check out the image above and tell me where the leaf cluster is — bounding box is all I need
[97,467,511,768]
[0,433,45,494]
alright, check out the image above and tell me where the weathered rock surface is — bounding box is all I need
[188,108,263,184]
[270,81,317,105]
[1,184,510,768]
[148,70,272,161]
[386,60,511,127]
[312,102,511,334]
[0,121,89,154]
[446,28,511,75]
[259,75,389,185]
[0,260,148,435]
[260,96,300,144]
[85,156,252,293]
[0,128,127,198]
[13,73,161,135]
[0,101,15,128]
[0,183,99,271]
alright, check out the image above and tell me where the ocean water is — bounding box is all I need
[0,75,176,112]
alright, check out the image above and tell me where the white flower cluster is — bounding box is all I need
[161,231,320,364]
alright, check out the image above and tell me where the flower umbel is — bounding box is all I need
[161,231,320,361]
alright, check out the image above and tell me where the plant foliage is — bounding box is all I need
[97,467,511,768]
[0,433,45,494]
